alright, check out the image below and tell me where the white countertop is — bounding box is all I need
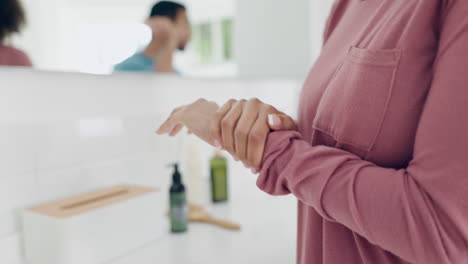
[9,155,297,264]
[110,162,297,264]
[5,163,296,264]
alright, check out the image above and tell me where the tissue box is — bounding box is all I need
[22,184,166,264]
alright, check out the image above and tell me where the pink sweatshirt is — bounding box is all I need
[0,44,32,67]
[258,1,468,263]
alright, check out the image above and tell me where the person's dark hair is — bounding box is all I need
[149,1,186,21]
[0,0,26,42]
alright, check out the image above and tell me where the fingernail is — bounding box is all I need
[214,140,222,149]
[268,114,281,127]
[251,168,258,174]
[233,155,239,161]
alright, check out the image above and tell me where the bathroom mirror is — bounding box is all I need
[4,0,335,80]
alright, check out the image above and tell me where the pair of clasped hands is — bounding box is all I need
[156,98,296,173]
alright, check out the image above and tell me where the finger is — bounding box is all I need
[247,112,270,171]
[168,124,184,137]
[217,99,237,115]
[221,100,246,158]
[156,107,183,134]
[267,113,297,131]
[210,99,237,148]
[234,99,261,163]
[156,117,176,134]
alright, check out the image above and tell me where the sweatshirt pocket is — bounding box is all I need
[312,46,401,154]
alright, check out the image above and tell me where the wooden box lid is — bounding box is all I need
[27,184,158,218]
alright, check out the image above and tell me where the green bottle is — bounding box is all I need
[210,150,228,202]
[169,164,188,233]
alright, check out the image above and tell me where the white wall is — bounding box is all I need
[235,0,311,80]
[309,1,337,61]
[235,0,336,80]
[0,68,301,264]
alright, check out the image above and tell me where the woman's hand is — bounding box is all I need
[156,98,296,172]
[156,99,224,147]
[218,99,296,172]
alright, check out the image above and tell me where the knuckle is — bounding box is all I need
[220,100,235,111]
[221,118,233,130]
[249,98,261,104]
[234,100,246,110]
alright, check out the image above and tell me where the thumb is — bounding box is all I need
[267,114,296,131]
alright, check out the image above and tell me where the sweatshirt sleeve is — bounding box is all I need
[257,2,468,263]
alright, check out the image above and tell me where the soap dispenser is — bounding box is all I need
[169,164,188,233]
[210,150,228,202]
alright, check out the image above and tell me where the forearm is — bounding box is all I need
[258,131,468,263]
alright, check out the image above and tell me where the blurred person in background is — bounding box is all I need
[0,0,32,67]
[114,1,191,73]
